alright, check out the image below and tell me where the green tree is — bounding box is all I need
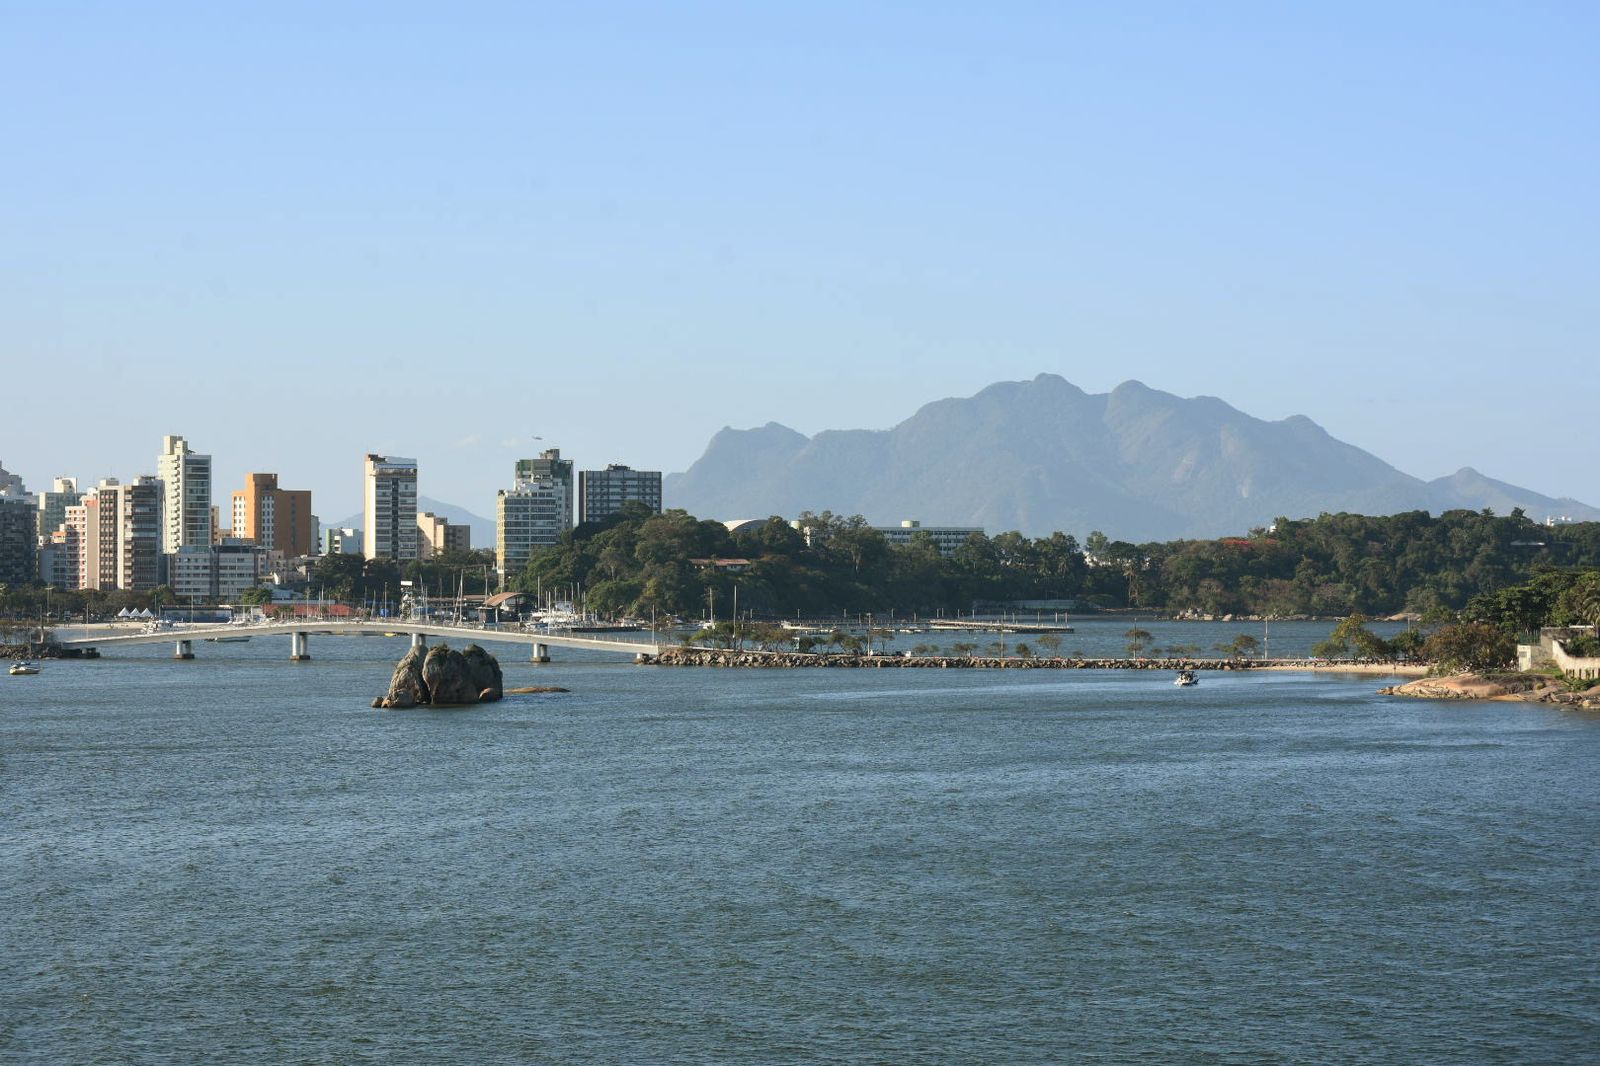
[1422,623,1515,673]
[1312,614,1391,659]
[1124,627,1152,657]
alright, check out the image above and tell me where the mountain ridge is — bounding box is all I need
[663,373,1598,539]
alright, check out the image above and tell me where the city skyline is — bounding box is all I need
[2,4,1595,513]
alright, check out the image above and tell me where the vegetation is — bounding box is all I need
[497,505,1600,625]
[1420,623,1517,673]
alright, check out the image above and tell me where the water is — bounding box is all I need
[4,636,1598,1063]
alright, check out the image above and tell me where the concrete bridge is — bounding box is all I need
[55,621,665,663]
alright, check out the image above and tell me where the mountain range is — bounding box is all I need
[662,374,1599,541]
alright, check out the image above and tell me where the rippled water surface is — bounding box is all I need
[4,635,1598,1063]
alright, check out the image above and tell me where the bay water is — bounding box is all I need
[4,628,1597,1062]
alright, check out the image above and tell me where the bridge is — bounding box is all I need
[55,621,665,663]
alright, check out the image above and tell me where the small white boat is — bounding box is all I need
[1174,670,1198,687]
[9,661,42,676]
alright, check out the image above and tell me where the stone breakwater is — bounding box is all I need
[647,648,1358,670]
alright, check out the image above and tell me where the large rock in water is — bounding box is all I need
[380,643,503,708]
[460,643,504,701]
[383,646,429,708]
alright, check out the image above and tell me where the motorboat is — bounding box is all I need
[9,661,42,676]
[1174,670,1198,687]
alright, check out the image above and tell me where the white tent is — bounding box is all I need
[138,608,156,619]
[116,607,132,618]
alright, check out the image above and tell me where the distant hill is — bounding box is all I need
[331,496,496,549]
[664,374,1600,541]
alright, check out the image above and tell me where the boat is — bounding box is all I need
[204,636,251,643]
[9,661,42,676]
[1174,670,1198,687]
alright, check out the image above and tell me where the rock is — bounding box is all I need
[383,646,429,707]
[380,643,504,707]
[1380,672,1557,702]
[371,697,383,708]
[422,645,482,706]
[461,643,504,700]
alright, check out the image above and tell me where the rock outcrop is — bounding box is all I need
[378,643,504,708]
[1381,672,1600,708]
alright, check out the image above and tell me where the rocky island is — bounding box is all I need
[376,643,504,708]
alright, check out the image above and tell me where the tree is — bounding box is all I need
[1037,633,1063,657]
[1312,613,1391,660]
[238,586,273,606]
[1422,623,1515,673]
[1223,633,1260,659]
[1124,627,1152,657]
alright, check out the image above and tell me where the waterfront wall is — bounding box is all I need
[1552,640,1600,681]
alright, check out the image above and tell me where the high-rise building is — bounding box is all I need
[231,473,314,558]
[496,450,574,584]
[0,495,38,586]
[578,464,663,525]
[43,504,86,588]
[362,455,419,560]
[118,476,164,590]
[80,477,163,590]
[36,477,83,541]
[158,435,212,554]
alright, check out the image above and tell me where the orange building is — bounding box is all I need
[230,473,313,558]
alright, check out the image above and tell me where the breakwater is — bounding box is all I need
[1,642,99,659]
[647,648,1389,670]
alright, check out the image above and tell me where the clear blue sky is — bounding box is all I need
[3,2,1595,521]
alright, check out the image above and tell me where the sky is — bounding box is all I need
[3,1,1596,521]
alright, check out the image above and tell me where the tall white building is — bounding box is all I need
[362,455,419,560]
[496,450,573,584]
[158,435,212,554]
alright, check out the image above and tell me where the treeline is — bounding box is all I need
[506,503,1600,620]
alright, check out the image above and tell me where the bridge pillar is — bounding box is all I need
[290,631,311,661]
[174,639,194,660]
[531,642,550,664]
[410,632,427,650]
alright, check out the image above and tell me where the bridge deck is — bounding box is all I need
[56,621,664,656]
